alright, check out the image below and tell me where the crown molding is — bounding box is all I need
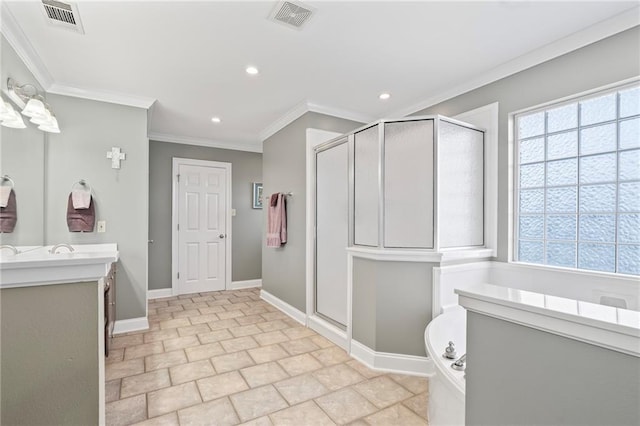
[259,101,309,142]
[307,102,374,125]
[149,132,263,153]
[259,101,372,142]
[389,6,640,118]
[48,83,156,109]
[1,2,54,89]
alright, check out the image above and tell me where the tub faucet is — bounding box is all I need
[451,354,466,371]
[443,341,457,359]
[0,244,18,255]
[49,243,75,254]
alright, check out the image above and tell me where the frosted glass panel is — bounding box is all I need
[579,214,615,242]
[580,154,616,184]
[580,123,616,155]
[578,243,615,272]
[619,86,640,118]
[618,244,640,275]
[518,112,544,139]
[437,121,484,248]
[546,242,576,268]
[384,120,434,248]
[519,240,544,264]
[520,189,544,213]
[619,118,640,150]
[519,215,543,239]
[354,125,380,246]
[316,142,349,325]
[546,215,576,240]
[618,213,640,243]
[546,187,577,213]
[619,149,640,181]
[546,158,577,187]
[547,103,577,133]
[519,137,544,164]
[520,163,544,188]
[619,182,640,212]
[547,131,577,160]
[580,93,616,126]
[579,184,616,213]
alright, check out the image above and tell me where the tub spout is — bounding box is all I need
[451,354,466,371]
[49,243,75,254]
[0,244,18,255]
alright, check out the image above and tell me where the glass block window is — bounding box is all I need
[515,83,640,275]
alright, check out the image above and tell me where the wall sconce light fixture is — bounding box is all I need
[1,78,60,133]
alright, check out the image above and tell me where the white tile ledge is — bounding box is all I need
[456,283,640,357]
[347,246,493,263]
[0,243,118,289]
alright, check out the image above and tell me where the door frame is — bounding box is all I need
[171,157,232,295]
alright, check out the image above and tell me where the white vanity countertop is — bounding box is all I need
[0,244,118,289]
[456,283,640,357]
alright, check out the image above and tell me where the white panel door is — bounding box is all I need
[315,141,349,326]
[178,164,227,294]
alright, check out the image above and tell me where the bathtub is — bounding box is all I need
[425,264,640,426]
[424,305,466,426]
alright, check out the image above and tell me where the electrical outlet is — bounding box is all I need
[97,220,106,233]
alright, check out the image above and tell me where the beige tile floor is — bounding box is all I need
[106,288,429,425]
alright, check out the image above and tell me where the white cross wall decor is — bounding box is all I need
[107,147,126,169]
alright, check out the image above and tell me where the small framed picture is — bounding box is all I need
[252,182,263,209]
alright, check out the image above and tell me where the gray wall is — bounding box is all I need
[466,312,640,426]
[413,26,640,262]
[45,94,149,321]
[148,141,263,289]
[352,258,434,356]
[0,35,45,246]
[262,112,363,312]
[1,282,100,425]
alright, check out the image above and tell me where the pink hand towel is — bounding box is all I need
[267,193,287,248]
[0,186,11,208]
[0,189,17,233]
[72,188,92,209]
[67,193,95,232]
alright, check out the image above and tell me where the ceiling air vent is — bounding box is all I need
[41,0,85,34]
[269,1,314,30]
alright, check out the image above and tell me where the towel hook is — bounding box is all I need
[72,179,92,194]
[1,175,14,188]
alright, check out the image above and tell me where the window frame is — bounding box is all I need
[510,78,640,276]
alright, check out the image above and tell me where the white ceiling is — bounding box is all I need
[3,1,639,151]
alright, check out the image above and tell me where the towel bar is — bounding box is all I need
[71,179,92,193]
[1,175,14,188]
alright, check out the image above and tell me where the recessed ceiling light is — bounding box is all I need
[246,66,259,75]
[211,117,221,123]
[379,92,391,100]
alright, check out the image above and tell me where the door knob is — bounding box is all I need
[219,234,225,239]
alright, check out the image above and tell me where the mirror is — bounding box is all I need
[0,35,46,246]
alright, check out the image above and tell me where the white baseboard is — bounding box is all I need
[260,289,306,325]
[113,317,150,335]
[350,340,434,377]
[307,315,348,350]
[148,288,174,300]
[231,279,262,290]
